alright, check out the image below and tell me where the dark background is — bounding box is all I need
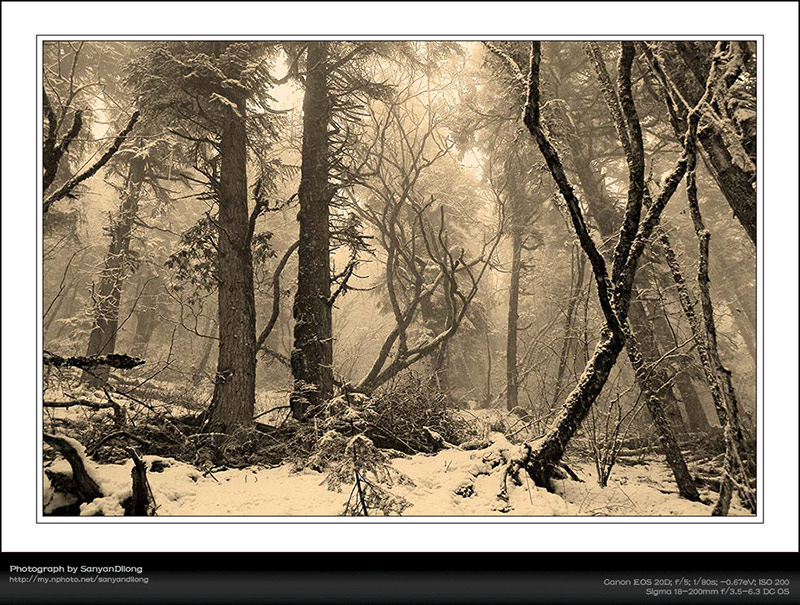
[2,551,798,603]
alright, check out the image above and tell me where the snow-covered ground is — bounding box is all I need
[43,434,750,517]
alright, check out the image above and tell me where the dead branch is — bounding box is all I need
[256,240,299,354]
[125,448,157,516]
[43,110,141,214]
[87,431,151,456]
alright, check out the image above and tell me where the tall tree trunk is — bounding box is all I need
[671,357,712,431]
[432,341,450,393]
[207,89,257,433]
[484,323,493,406]
[130,307,158,360]
[291,41,334,420]
[657,233,729,429]
[505,225,522,411]
[84,155,144,385]
[683,141,755,514]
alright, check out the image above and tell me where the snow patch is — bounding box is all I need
[44,435,753,517]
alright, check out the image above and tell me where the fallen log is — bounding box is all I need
[43,352,145,371]
[44,399,116,410]
[43,432,102,503]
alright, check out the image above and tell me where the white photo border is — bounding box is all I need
[2,1,797,552]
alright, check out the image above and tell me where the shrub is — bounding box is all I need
[324,434,414,516]
[365,373,477,453]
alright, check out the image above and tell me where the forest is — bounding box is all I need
[41,40,757,517]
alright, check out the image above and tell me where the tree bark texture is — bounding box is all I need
[291,41,334,419]
[208,90,257,432]
[622,325,700,501]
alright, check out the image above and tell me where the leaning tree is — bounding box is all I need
[502,41,723,493]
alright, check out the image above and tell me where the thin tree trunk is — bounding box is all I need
[683,141,755,514]
[659,229,753,513]
[484,323,493,406]
[551,246,584,409]
[207,84,257,433]
[506,225,522,411]
[657,231,729,426]
[291,41,334,420]
[84,155,144,385]
[433,341,450,393]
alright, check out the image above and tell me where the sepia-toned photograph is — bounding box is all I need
[40,38,758,518]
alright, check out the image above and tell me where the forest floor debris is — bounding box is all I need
[43,431,750,517]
